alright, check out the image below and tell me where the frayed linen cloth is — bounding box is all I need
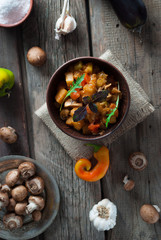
[35,50,155,160]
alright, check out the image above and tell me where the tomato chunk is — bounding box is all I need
[88,123,100,133]
[70,88,80,100]
[86,105,93,114]
[110,103,116,109]
[81,73,90,87]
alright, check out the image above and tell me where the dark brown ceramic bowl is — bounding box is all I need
[46,57,130,141]
[0,0,33,28]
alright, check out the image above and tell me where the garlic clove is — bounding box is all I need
[55,0,77,40]
[55,17,63,33]
[55,15,77,40]
[89,206,99,221]
[63,15,77,33]
[93,218,107,231]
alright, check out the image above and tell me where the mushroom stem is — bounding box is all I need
[26,202,38,214]
[153,205,160,213]
[123,175,129,184]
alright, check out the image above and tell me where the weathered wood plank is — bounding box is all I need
[20,0,104,239]
[89,0,161,239]
[0,28,40,240]
[0,28,29,157]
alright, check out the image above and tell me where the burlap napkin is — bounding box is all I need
[35,50,155,160]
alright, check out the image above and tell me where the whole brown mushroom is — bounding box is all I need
[140,204,160,224]
[32,210,42,222]
[26,196,45,214]
[123,175,135,191]
[11,185,28,202]
[3,213,23,229]
[26,176,44,195]
[15,201,27,215]
[5,169,20,187]
[0,127,17,144]
[27,46,47,66]
[18,161,36,180]
[129,152,148,171]
[7,198,16,212]
[0,192,9,209]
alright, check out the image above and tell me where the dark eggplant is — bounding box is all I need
[109,0,147,31]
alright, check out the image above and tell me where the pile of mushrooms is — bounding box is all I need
[122,152,160,224]
[0,162,45,230]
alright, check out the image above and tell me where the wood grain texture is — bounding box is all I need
[0,29,39,240]
[0,28,29,157]
[0,0,161,239]
[89,0,161,239]
[20,0,103,239]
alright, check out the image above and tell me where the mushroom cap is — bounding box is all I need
[7,198,16,212]
[15,201,27,215]
[18,162,36,180]
[140,204,160,224]
[124,180,135,191]
[129,152,148,171]
[28,196,45,211]
[0,192,9,207]
[1,184,11,194]
[32,210,42,222]
[0,127,17,144]
[27,47,47,67]
[26,176,44,195]
[11,185,28,202]
[5,169,20,187]
[3,213,23,229]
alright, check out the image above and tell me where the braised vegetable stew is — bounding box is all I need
[55,61,122,135]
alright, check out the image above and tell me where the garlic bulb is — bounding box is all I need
[89,199,117,231]
[55,0,77,40]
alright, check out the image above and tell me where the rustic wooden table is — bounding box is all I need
[0,0,161,239]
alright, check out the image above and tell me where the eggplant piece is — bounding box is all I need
[109,0,147,31]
